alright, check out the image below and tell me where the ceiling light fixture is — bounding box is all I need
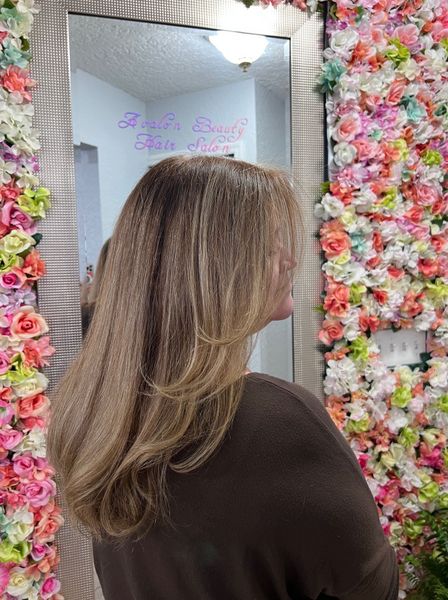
[209,31,268,72]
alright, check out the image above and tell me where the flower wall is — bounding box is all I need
[0,0,62,598]
[315,0,448,595]
[245,0,448,594]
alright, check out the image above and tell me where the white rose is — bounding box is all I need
[343,322,360,342]
[397,58,419,80]
[7,520,34,544]
[352,190,377,212]
[366,398,388,422]
[368,478,381,498]
[333,142,357,166]
[370,374,396,402]
[330,28,359,59]
[320,193,345,218]
[386,408,409,434]
[7,568,33,597]
[12,371,48,398]
[17,428,46,458]
[425,47,448,73]
[414,310,436,331]
[324,357,360,396]
[379,221,400,242]
[323,260,366,285]
[413,120,436,144]
[346,402,366,422]
[429,363,448,388]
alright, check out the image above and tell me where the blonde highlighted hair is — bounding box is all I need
[48,155,300,539]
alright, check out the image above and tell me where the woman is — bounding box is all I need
[48,156,398,600]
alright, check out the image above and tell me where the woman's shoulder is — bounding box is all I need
[242,372,333,435]
[238,372,360,468]
[244,372,323,414]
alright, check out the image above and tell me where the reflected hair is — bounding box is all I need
[48,155,301,539]
[88,237,110,305]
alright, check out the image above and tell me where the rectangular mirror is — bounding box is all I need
[31,1,324,597]
[70,15,293,381]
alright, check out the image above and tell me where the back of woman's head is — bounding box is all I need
[48,155,300,539]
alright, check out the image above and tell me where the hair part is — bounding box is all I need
[48,155,301,539]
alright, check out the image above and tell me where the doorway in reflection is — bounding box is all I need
[69,14,293,381]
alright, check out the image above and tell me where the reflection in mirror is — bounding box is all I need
[69,15,292,381]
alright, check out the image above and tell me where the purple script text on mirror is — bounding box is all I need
[118,112,248,154]
[118,112,181,131]
[192,117,248,143]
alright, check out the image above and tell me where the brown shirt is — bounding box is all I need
[93,373,399,600]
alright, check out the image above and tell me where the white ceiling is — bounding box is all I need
[68,15,290,103]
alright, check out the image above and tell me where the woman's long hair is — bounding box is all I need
[48,155,300,539]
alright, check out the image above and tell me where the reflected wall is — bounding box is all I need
[69,15,293,380]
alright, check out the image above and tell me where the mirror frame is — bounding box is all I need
[31,0,324,597]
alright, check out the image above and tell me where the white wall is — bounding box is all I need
[255,82,287,169]
[71,68,293,381]
[74,144,102,279]
[250,84,292,380]
[144,79,257,163]
[71,69,149,247]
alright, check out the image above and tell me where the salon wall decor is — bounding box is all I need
[314,0,448,595]
[117,111,249,154]
[0,1,62,598]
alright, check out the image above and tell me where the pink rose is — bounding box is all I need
[0,268,26,290]
[0,565,8,595]
[28,457,55,482]
[0,428,23,450]
[1,201,36,233]
[34,512,64,544]
[23,336,55,368]
[41,576,61,600]
[432,22,448,43]
[352,139,379,161]
[364,94,382,111]
[418,258,438,279]
[333,113,362,143]
[31,543,47,561]
[323,283,351,318]
[17,394,50,419]
[319,320,344,345]
[22,479,56,507]
[414,184,440,207]
[12,454,35,478]
[394,24,420,47]
[0,351,9,376]
[1,66,35,102]
[386,79,407,105]
[10,306,48,339]
[321,230,351,258]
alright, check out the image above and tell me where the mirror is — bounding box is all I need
[69,15,293,381]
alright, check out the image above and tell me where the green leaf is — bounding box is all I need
[32,233,43,246]
[420,352,432,364]
[321,181,330,194]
